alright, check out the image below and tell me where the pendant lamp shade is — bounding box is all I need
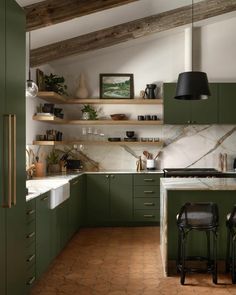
[26,33,38,98]
[175,71,211,100]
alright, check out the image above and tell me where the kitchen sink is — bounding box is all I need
[26,179,70,209]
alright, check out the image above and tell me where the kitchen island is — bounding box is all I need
[160,178,236,276]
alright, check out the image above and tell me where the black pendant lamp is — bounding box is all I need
[175,1,210,100]
[26,32,38,98]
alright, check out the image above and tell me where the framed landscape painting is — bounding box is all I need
[100,73,134,99]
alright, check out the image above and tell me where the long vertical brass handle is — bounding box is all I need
[8,115,12,208]
[12,115,16,205]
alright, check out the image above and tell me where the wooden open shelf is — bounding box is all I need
[37,91,163,105]
[33,115,163,125]
[33,140,164,146]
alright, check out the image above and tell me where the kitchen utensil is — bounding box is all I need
[154,151,161,160]
[143,150,152,159]
[126,131,134,138]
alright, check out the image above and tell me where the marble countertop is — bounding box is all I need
[161,177,236,191]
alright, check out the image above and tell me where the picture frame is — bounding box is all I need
[36,68,45,91]
[100,73,134,99]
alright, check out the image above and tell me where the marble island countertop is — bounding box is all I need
[161,177,236,191]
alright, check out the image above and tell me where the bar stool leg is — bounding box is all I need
[232,234,236,284]
[212,230,217,284]
[180,231,187,285]
[206,231,211,270]
[226,227,231,273]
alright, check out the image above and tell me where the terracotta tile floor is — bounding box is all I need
[30,227,236,295]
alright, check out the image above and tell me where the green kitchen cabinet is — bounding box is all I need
[218,83,236,124]
[163,83,218,124]
[86,174,133,225]
[68,176,84,238]
[0,0,26,294]
[36,192,52,278]
[51,199,69,259]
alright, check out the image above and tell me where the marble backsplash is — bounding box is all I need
[27,125,236,172]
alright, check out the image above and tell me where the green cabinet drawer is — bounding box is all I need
[26,199,36,224]
[134,185,160,198]
[134,198,160,210]
[134,210,160,222]
[26,220,35,247]
[26,264,36,292]
[26,252,36,270]
[134,174,162,186]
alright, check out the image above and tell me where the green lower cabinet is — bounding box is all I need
[36,192,52,279]
[110,174,133,222]
[51,199,69,260]
[86,174,133,225]
[68,177,80,238]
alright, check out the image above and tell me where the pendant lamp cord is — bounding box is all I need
[28,32,31,80]
[191,0,194,70]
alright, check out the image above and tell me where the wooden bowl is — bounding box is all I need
[110,114,127,120]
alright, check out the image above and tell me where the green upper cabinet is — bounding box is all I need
[163,83,218,124]
[110,174,133,222]
[218,83,236,124]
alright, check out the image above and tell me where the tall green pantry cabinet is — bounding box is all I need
[0,0,26,295]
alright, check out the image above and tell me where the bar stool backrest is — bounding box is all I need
[227,205,236,227]
[177,202,219,229]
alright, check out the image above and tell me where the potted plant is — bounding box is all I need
[81,104,98,120]
[46,149,60,173]
[44,73,68,95]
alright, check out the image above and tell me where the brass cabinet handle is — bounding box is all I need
[27,276,36,285]
[26,209,35,216]
[144,191,154,194]
[144,214,154,218]
[12,115,16,206]
[8,115,12,208]
[26,231,35,239]
[144,179,153,182]
[105,175,109,179]
[144,202,155,206]
[41,195,49,201]
[72,180,78,185]
[26,254,35,262]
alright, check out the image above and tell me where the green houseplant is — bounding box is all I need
[46,149,60,173]
[44,73,68,95]
[81,104,98,120]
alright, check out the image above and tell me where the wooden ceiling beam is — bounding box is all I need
[30,0,236,67]
[25,0,138,31]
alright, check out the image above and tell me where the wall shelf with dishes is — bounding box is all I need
[32,140,164,146]
[37,91,163,105]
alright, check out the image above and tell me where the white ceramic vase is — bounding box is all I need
[76,73,89,99]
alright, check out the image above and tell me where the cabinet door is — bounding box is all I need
[68,178,80,238]
[5,1,26,295]
[218,83,236,124]
[36,193,51,278]
[78,175,85,227]
[0,0,6,293]
[86,174,109,224]
[191,83,218,124]
[110,174,133,221]
[163,83,191,124]
[59,200,69,249]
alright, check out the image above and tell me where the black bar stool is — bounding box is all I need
[226,205,236,283]
[176,202,219,285]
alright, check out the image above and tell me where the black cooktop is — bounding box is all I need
[163,168,222,177]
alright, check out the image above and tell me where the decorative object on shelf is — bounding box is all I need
[46,149,60,173]
[110,113,127,120]
[175,0,210,100]
[143,84,157,99]
[26,32,38,98]
[42,103,54,113]
[36,68,45,91]
[81,104,98,120]
[75,73,89,99]
[53,108,64,118]
[44,73,68,95]
[35,162,45,177]
[100,73,134,99]
[108,137,121,142]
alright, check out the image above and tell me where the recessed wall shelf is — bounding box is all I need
[37,91,163,105]
[32,115,163,125]
[33,140,164,146]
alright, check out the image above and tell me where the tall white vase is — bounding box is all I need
[76,73,89,99]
